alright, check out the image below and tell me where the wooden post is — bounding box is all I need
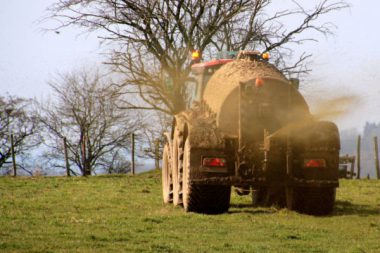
[131,133,135,175]
[82,135,87,176]
[155,139,160,170]
[356,135,361,179]
[63,137,70,177]
[350,156,356,179]
[374,136,380,179]
[11,133,16,177]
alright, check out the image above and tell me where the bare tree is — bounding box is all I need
[103,151,131,174]
[38,68,142,176]
[46,0,348,114]
[122,110,172,170]
[0,96,41,173]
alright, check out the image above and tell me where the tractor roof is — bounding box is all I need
[191,59,234,70]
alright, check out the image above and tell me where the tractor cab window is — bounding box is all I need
[189,65,222,107]
[202,67,218,87]
[190,58,234,107]
[184,77,198,109]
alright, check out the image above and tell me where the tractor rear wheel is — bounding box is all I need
[182,139,231,214]
[182,139,191,211]
[172,130,183,206]
[162,144,172,204]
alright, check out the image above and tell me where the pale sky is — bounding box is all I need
[0,1,102,98]
[0,0,379,131]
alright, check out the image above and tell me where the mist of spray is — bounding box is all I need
[269,94,362,138]
[312,95,361,121]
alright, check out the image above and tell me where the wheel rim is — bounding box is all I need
[172,137,181,206]
[182,139,190,211]
[162,144,172,203]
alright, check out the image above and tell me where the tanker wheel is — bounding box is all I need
[182,139,231,214]
[162,144,172,204]
[286,187,336,215]
[172,130,183,206]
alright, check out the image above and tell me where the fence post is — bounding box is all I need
[11,133,16,177]
[374,136,380,179]
[63,137,70,177]
[155,139,160,170]
[356,135,361,179]
[350,156,356,179]
[82,134,87,176]
[131,133,135,175]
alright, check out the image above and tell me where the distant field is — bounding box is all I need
[0,170,379,253]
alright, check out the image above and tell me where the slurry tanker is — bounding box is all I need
[162,51,340,215]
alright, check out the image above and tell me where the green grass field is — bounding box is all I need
[0,170,379,253]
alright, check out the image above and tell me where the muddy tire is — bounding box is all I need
[186,185,231,214]
[287,187,336,215]
[182,139,191,211]
[172,130,183,206]
[182,139,231,214]
[162,144,172,204]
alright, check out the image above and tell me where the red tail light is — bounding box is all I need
[304,159,326,168]
[202,157,227,167]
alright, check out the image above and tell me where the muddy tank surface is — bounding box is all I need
[202,59,310,137]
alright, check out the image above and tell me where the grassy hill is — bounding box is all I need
[0,170,379,253]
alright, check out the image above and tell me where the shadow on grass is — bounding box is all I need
[227,201,380,216]
[229,203,254,208]
[228,203,278,215]
[333,200,380,216]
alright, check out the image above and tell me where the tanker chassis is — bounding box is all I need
[162,51,340,215]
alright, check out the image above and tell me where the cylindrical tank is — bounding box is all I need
[202,59,310,137]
